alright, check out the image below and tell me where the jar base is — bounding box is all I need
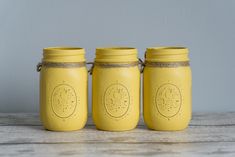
[146,125,189,131]
[43,126,85,132]
[95,126,137,132]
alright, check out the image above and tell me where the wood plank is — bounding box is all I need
[0,113,40,126]
[191,112,235,126]
[0,113,235,156]
[0,112,235,126]
[0,142,235,157]
[0,124,235,144]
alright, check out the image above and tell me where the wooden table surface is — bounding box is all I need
[0,112,235,157]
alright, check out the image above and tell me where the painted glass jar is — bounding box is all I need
[37,47,88,131]
[143,47,192,131]
[91,47,140,131]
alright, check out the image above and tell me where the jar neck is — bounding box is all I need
[95,47,138,63]
[145,47,189,62]
[42,47,86,62]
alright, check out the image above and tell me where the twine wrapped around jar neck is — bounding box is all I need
[142,47,190,70]
[87,58,144,75]
[144,61,190,68]
[37,61,86,72]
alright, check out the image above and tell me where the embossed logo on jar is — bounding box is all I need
[104,83,130,118]
[51,84,77,118]
[155,83,182,118]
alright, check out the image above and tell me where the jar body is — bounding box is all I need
[143,65,191,130]
[92,65,140,131]
[39,47,88,131]
[40,66,88,131]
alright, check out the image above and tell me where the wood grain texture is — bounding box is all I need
[0,112,234,157]
[1,142,235,157]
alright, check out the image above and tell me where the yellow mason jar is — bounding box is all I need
[37,47,88,131]
[92,47,140,131]
[143,47,192,131]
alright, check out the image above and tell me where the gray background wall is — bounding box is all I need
[0,0,235,112]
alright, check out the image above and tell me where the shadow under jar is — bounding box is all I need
[37,47,88,131]
[91,47,140,131]
[143,47,192,131]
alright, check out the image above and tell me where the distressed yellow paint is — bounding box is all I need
[143,47,192,131]
[92,47,140,131]
[39,47,88,131]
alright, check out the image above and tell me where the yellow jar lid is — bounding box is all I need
[146,47,189,62]
[43,47,85,62]
[95,47,138,63]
